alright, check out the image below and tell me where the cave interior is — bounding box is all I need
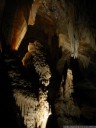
[0,0,96,128]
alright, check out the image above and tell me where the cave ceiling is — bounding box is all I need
[0,0,96,69]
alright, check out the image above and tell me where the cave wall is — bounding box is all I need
[1,0,32,50]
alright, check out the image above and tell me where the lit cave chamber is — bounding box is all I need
[0,0,96,128]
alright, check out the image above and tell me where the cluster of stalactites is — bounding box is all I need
[13,89,51,128]
[68,22,79,59]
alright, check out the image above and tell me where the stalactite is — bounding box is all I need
[13,89,51,128]
[68,22,79,59]
[58,33,70,51]
[13,89,38,128]
[78,54,90,68]
[57,33,70,74]
[79,26,96,51]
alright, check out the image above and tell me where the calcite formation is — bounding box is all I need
[13,89,51,128]
[22,41,51,87]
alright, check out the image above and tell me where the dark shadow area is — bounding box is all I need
[69,57,84,85]
[0,53,19,128]
[46,114,59,128]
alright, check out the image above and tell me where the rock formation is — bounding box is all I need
[0,0,96,127]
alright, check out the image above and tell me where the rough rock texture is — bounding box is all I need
[13,89,51,128]
[27,0,96,62]
[4,53,51,128]
[0,0,96,127]
[55,69,81,126]
[22,41,51,87]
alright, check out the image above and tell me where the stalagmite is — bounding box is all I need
[55,68,80,127]
[64,69,74,100]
